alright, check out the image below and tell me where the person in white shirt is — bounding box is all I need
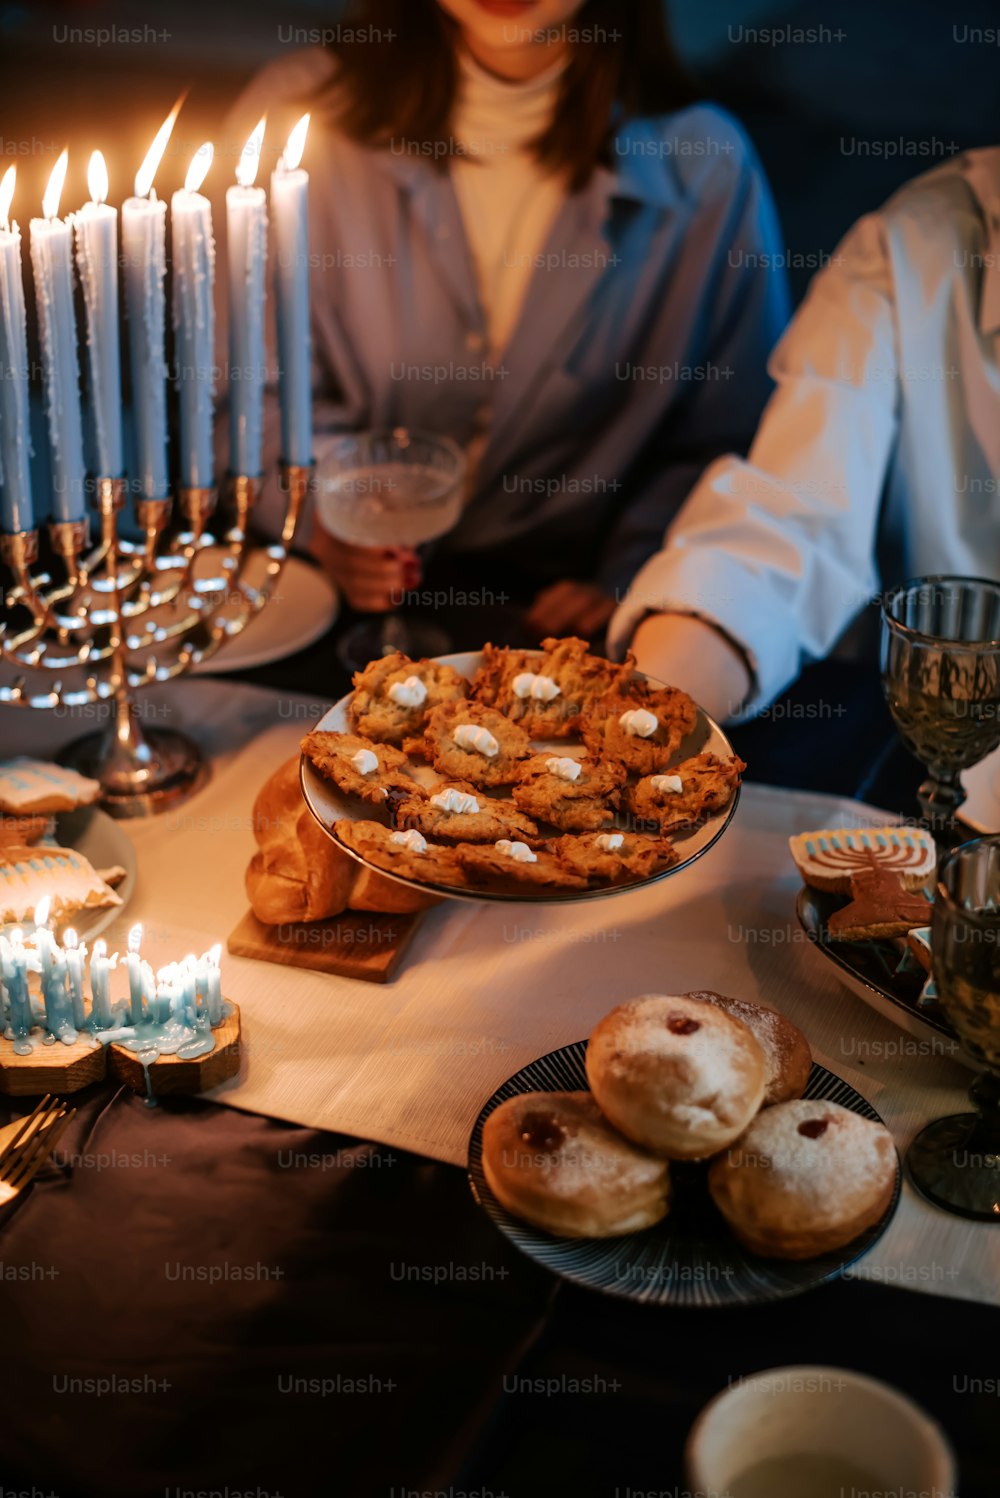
[616,148,1000,723]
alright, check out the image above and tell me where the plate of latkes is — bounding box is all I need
[299,638,745,903]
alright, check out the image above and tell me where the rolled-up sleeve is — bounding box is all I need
[608,211,900,717]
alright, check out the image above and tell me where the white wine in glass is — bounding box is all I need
[315,428,467,670]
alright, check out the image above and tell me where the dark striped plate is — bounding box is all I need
[468,1042,901,1307]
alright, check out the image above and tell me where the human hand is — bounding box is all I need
[631,612,752,724]
[524,580,616,643]
[308,525,421,612]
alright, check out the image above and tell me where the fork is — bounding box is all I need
[0,1094,76,1207]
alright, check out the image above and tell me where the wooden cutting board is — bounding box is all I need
[227,908,424,983]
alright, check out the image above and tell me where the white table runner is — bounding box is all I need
[5,679,999,1305]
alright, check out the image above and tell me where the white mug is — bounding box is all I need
[685,1365,957,1498]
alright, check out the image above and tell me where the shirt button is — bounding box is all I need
[466,331,484,352]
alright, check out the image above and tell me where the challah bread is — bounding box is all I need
[245,759,438,923]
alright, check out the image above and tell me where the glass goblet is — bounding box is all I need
[880,576,1000,845]
[313,428,467,672]
[906,834,1000,1221]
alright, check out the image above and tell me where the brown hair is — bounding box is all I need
[323,0,697,191]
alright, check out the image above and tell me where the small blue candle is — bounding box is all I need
[0,167,35,533]
[180,956,198,1027]
[63,928,86,1028]
[29,151,87,524]
[72,151,124,480]
[271,115,312,466]
[126,923,144,1024]
[0,929,32,1038]
[171,144,216,490]
[89,938,112,1028]
[204,943,222,1025]
[226,118,268,478]
[43,949,69,1034]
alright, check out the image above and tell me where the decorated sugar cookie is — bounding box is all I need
[0,759,101,815]
[789,825,935,894]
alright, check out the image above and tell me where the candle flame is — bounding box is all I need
[10,927,23,948]
[236,116,266,189]
[0,166,15,231]
[208,942,222,965]
[34,896,52,929]
[184,141,213,194]
[281,113,310,172]
[64,928,78,950]
[93,938,107,961]
[87,150,109,206]
[135,97,183,198]
[127,922,143,954]
[42,150,69,221]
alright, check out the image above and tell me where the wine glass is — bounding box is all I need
[314,428,467,671]
[880,576,1000,843]
[906,835,1000,1220]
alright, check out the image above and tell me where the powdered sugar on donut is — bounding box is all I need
[724,1100,895,1213]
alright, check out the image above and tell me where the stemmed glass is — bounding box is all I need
[314,428,467,672]
[907,835,1000,1220]
[880,577,1000,843]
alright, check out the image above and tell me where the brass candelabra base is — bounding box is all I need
[58,718,210,818]
[1,463,313,817]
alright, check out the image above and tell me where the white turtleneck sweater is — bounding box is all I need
[450,50,569,357]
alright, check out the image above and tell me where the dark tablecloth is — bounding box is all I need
[3,600,996,1498]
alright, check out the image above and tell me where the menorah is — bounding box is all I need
[0,465,310,816]
[0,97,318,817]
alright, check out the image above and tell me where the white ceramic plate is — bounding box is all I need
[299,650,743,904]
[960,746,1000,834]
[191,555,338,674]
[1,807,137,943]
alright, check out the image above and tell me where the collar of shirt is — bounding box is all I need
[958,147,1000,336]
[370,110,686,219]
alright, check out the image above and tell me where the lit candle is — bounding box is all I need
[29,150,86,523]
[72,150,124,481]
[89,937,112,1028]
[140,959,157,1022]
[204,942,222,1025]
[226,117,268,478]
[63,927,87,1028]
[271,114,312,467]
[32,899,66,1033]
[171,142,216,490]
[32,896,54,973]
[121,104,180,501]
[0,167,34,534]
[126,922,144,1024]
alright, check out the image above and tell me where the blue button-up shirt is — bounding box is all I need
[219,47,790,594]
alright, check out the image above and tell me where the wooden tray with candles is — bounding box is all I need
[0,921,242,1099]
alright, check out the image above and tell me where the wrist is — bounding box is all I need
[631,612,753,724]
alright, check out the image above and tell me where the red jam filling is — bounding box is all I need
[667,1015,701,1036]
[519,1113,565,1151]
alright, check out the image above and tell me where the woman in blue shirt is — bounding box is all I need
[222,0,789,638]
